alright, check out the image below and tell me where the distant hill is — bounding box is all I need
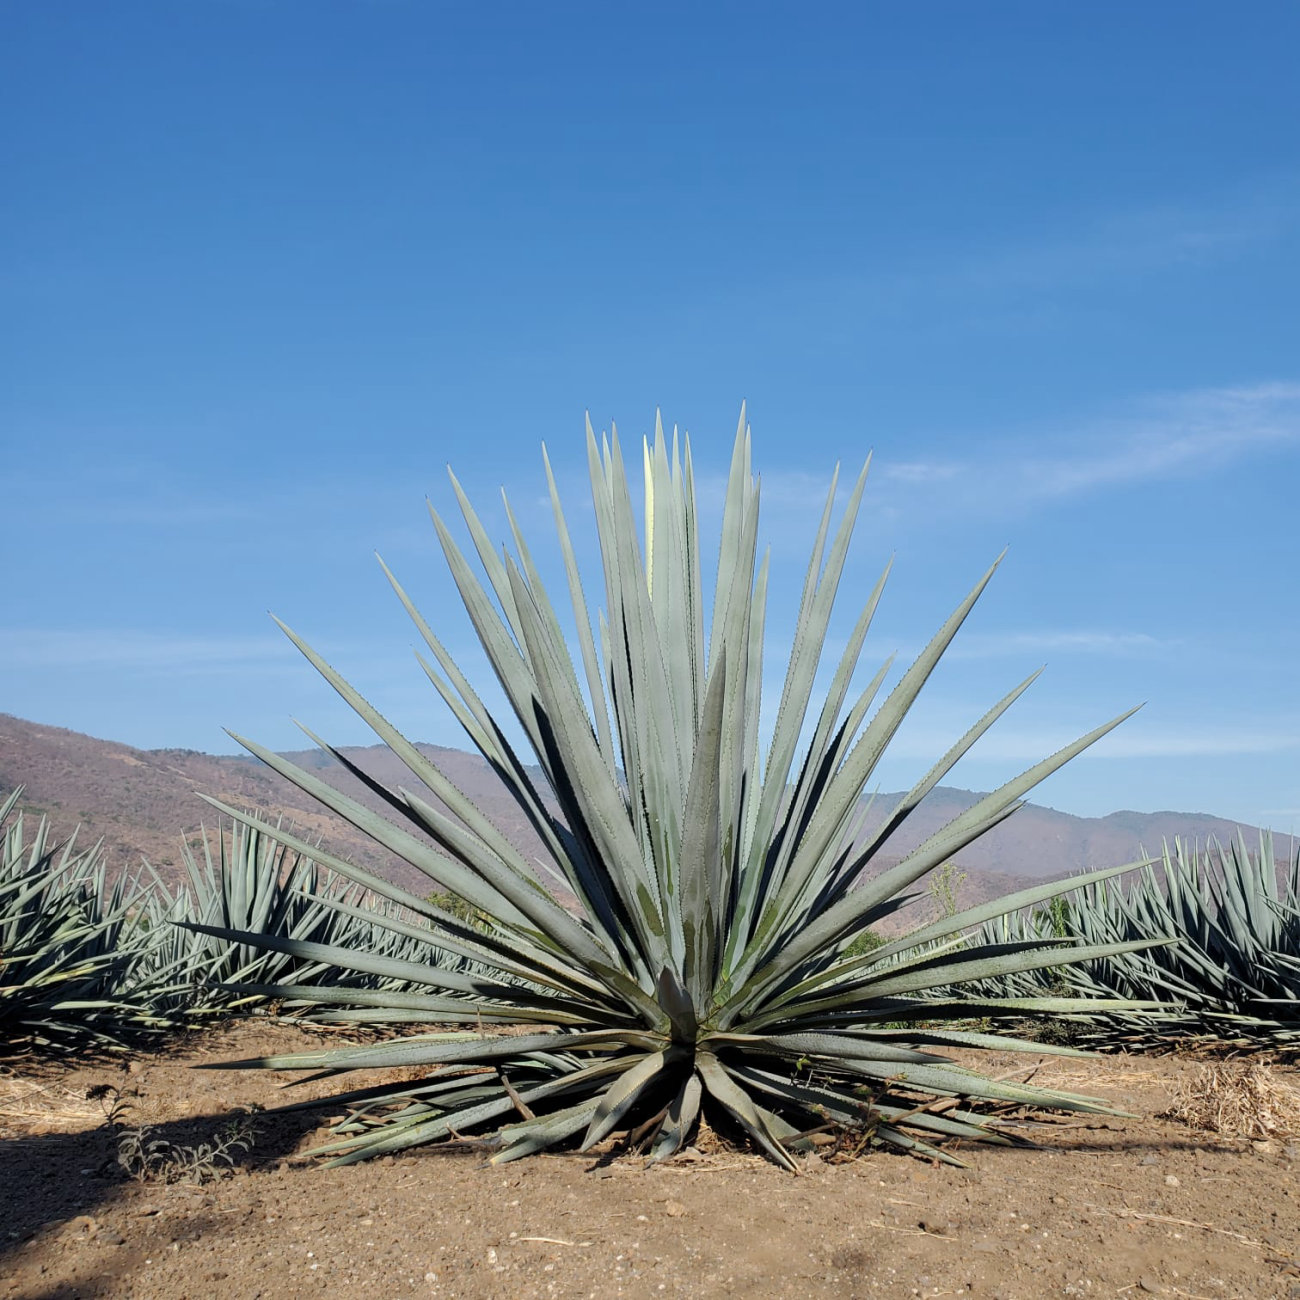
[1,713,1287,931]
[851,785,1283,878]
[0,713,535,908]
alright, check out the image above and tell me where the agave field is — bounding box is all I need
[6,412,1298,1170]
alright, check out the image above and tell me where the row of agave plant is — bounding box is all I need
[0,788,464,1053]
[977,832,1300,1054]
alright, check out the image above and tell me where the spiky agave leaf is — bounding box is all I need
[205,410,1163,1167]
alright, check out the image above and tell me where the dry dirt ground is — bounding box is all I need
[2,1022,1298,1300]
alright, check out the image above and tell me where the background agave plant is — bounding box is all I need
[198,411,1162,1168]
[0,793,486,1051]
[977,832,1300,1054]
[0,787,159,1052]
[144,818,476,1020]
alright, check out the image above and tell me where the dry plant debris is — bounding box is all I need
[0,1074,102,1134]
[1159,1060,1300,1140]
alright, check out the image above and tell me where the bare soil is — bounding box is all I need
[2,1022,1298,1300]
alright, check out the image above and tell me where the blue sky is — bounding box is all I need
[3,2,1298,831]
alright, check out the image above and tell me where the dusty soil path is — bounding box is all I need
[2,1023,1297,1299]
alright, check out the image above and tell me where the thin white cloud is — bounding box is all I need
[952,185,1298,291]
[878,381,1300,511]
[881,461,961,486]
[757,469,857,511]
[521,381,1300,534]
[1064,729,1300,760]
[884,724,1299,763]
[0,629,292,672]
[947,629,1170,659]
[0,629,496,697]
[1023,382,1300,498]
[743,172,1300,328]
[95,501,260,527]
[688,466,852,517]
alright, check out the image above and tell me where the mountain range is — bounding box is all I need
[1,713,1286,929]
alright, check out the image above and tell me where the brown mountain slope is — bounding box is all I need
[1,713,1284,931]
[851,785,1282,877]
[0,714,547,905]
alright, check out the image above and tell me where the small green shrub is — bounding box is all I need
[92,1085,261,1183]
[926,861,967,921]
[841,928,885,960]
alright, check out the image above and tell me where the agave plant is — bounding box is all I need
[0,788,159,1052]
[979,832,1300,1052]
[197,411,1162,1167]
[143,818,485,1018]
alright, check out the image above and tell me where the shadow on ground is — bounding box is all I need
[0,1101,319,1256]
